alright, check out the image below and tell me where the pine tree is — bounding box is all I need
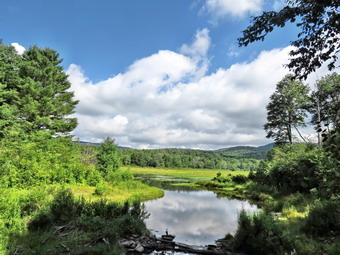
[17,46,78,136]
[97,137,121,174]
[0,42,21,137]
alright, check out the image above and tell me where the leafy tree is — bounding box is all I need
[310,73,340,135]
[97,137,121,175]
[264,74,309,144]
[238,0,340,79]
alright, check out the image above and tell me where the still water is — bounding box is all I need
[144,189,258,246]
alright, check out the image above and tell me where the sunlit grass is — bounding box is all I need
[68,181,164,203]
[124,166,249,180]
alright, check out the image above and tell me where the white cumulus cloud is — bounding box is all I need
[202,0,263,22]
[66,29,335,149]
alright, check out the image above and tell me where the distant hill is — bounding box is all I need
[214,143,275,160]
[77,140,274,160]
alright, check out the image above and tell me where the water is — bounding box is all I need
[144,189,258,246]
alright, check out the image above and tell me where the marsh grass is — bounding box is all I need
[0,181,163,255]
[7,188,152,255]
[125,166,249,180]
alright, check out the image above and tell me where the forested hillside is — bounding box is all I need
[120,147,262,170]
[79,143,272,170]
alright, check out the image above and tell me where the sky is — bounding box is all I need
[1,0,338,149]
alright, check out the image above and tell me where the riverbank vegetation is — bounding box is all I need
[218,73,339,254]
[0,43,163,255]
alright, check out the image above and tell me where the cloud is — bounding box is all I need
[180,28,210,59]
[180,28,211,80]
[67,28,336,149]
[11,42,25,55]
[201,0,263,22]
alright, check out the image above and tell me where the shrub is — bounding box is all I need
[253,143,339,196]
[232,210,294,254]
[96,137,121,175]
[0,137,101,188]
[302,199,340,238]
[231,174,248,184]
[212,173,231,183]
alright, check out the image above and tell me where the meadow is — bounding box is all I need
[123,166,249,180]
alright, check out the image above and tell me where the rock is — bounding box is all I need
[134,243,144,253]
[120,240,136,248]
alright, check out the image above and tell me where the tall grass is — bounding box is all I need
[8,189,150,254]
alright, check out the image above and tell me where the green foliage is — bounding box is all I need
[18,46,78,135]
[253,143,339,196]
[0,136,101,188]
[10,189,148,254]
[29,189,147,232]
[302,199,340,238]
[231,174,248,184]
[239,0,340,79]
[0,43,78,139]
[232,210,293,255]
[120,147,262,170]
[0,43,22,138]
[0,186,57,253]
[310,73,340,132]
[212,172,231,183]
[97,137,121,176]
[264,74,310,144]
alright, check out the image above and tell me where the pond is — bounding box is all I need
[141,176,258,246]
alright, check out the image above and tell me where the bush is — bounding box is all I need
[231,174,248,184]
[30,189,148,233]
[302,199,340,238]
[253,143,339,196]
[212,173,231,183]
[232,210,294,254]
[0,136,101,188]
[96,137,121,175]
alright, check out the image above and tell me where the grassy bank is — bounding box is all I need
[1,181,163,255]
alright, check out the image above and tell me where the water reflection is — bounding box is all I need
[144,190,258,245]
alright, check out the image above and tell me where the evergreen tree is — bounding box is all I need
[17,46,78,136]
[264,74,309,144]
[97,137,121,174]
[0,43,21,137]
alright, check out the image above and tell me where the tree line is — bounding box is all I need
[120,148,261,170]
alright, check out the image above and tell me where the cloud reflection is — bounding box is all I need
[144,190,258,245]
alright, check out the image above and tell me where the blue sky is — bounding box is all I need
[1,0,296,81]
[1,0,334,149]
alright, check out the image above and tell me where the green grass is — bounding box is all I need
[6,188,150,255]
[0,180,163,255]
[70,181,164,203]
[124,166,249,180]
